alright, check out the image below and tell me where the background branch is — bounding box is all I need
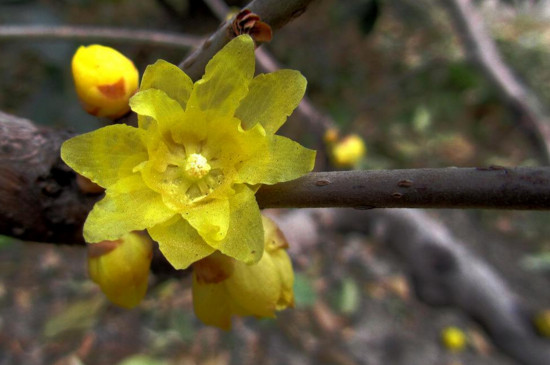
[0,25,202,49]
[277,208,550,365]
[445,0,550,164]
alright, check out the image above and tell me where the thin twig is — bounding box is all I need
[0,25,202,49]
[444,0,550,165]
[180,0,316,81]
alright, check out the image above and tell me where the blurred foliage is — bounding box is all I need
[293,272,317,308]
[43,296,105,339]
[0,235,14,249]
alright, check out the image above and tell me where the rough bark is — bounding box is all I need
[0,112,96,244]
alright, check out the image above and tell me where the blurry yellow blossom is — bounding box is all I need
[330,134,366,168]
[88,232,152,309]
[534,309,550,337]
[192,215,294,329]
[441,326,467,352]
[62,35,315,270]
[323,128,339,144]
[72,44,139,119]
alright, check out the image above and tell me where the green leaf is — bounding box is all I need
[293,273,317,308]
[337,278,360,315]
[43,296,105,339]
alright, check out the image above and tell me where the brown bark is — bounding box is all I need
[0,112,97,244]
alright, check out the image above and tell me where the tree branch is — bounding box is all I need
[0,25,202,49]
[2,112,550,245]
[0,111,95,244]
[179,0,316,81]
[444,0,550,165]
[257,167,550,210]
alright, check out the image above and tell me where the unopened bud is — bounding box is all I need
[72,44,138,119]
[88,232,152,309]
[534,309,550,337]
[331,134,366,168]
[441,326,467,352]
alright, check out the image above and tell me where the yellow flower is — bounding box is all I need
[192,215,294,330]
[61,35,315,269]
[330,134,366,168]
[88,232,152,309]
[441,326,467,352]
[72,44,139,119]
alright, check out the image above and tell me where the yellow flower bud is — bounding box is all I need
[323,128,340,144]
[192,215,294,330]
[72,44,139,119]
[331,134,367,168]
[534,309,550,337]
[88,232,152,309]
[441,326,467,352]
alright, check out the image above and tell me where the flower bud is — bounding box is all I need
[72,44,138,119]
[88,232,152,309]
[330,134,367,168]
[534,309,550,337]
[441,326,467,352]
[192,215,294,329]
[323,128,340,144]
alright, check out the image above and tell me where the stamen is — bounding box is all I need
[184,153,211,179]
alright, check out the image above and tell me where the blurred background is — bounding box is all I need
[1,0,550,364]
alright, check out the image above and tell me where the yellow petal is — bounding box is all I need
[269,249,294,309]
[236,135,316,185]
[130,88,185,132]
[61,124,147,188]
[182,198,230,244]
[140,59,193,110]
[225,252,280,318]
[186,35,255,117]
[148,216,215,269]
[235,69,306,134]
[192,273,233,330]
[214,185,263,264]
[84,175,175,242]
[261,215,294,308]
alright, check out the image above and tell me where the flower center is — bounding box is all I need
[184,153,211,180]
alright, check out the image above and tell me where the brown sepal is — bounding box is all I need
[231,9,273,43]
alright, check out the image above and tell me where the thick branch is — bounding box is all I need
[257,167,550,210]
[2,112,550,242]
[0,25,202,48]
[444,0,550,164]
[0,112,96,244]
